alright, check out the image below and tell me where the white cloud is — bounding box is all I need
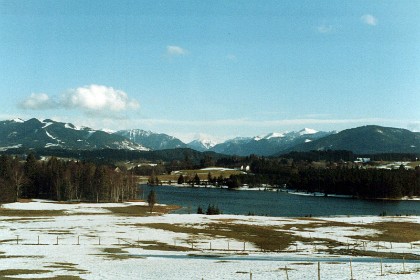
[19,93,56,110]
[63,84,139,114]
[19,85,139,118]
[317,24,334,34]
[166,45,187,56]
[361,14,378,26]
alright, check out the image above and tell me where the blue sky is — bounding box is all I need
[0,0,419,142]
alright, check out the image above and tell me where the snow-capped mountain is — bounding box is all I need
[187,139,218,152]
[0,118,148,151]
[115,129,187,150]
[281,125,420,154]
[210,129,332,156]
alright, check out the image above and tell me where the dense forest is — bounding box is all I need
[228,157,420,199]
[0,154,137,203]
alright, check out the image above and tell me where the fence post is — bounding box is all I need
[285,265,289,280]
[380,258,383,276]
[56,236,59,245]
[350,258,354,280]
[317,261,321,280]
[209,242,212,250]
[37,235,40,245]
[249,270,252,280]
[98,236,101,245]
[77,236,80,245]
[227,241,230,251]
[403,257,405,273]
[16,235,19,245]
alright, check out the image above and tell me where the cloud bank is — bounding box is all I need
[19,85,139,117]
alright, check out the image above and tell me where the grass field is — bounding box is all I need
[138,167,245,184]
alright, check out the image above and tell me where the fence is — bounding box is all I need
[2,234,419,279]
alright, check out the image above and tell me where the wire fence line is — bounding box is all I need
[1,234,420,279]
[3,234,419,253]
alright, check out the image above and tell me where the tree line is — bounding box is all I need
[229,156,420,199]
[0,154,137,203]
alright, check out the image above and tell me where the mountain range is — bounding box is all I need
[0,118,419,156]
[279,125,420,155]
[0,118,147,151]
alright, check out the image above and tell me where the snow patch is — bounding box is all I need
[200,167,236,171]
[264,132,285,139]
[101,128,115,134]
[64,123,81,130]
[41,122,53,129]
[299,128,318,135]
[13,118,25,123]
[45,130,57,140]
[0,144,22,151]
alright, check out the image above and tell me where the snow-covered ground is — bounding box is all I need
[0,200,419,279]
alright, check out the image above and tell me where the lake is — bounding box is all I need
[140,185,420,217]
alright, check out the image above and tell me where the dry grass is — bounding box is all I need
[39,277,84,280]
[284,219,420,243]
[141,222,296,251]
[97,247,144,260]
[356,222,420,243]
[138,241,191,251]
[0,269,51,277]
[105,204,180,216]
[0,209,65,217]
[157,168,244,182]
[44,263,88,274]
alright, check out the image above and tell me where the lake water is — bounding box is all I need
[140,185,420,217]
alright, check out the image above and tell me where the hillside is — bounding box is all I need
[0,118,147,151]
[115,129,187,150]
[281,125,420,154]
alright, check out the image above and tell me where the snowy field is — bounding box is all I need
[0,200,419,279]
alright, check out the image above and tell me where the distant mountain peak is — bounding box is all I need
[298,128,318,135]
[188,138,218,150]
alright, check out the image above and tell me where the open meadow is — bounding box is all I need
[1,200,419,279]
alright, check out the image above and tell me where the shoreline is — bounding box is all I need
[143,183,420,201]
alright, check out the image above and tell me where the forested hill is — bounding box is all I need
[1,147,227,166]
